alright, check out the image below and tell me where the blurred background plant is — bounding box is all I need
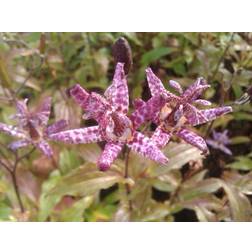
[0,32,252,221]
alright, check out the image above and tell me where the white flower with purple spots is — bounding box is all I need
[0,97,67,157]
[49,63,169,171]
[131,68,233,154]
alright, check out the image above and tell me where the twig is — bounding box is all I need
[0,147,35,213]
[204,33,235,138]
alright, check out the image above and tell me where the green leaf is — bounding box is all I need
[234,112,252,121]
[180,178,222,201]
[49,164,124,197]
[58,196,93,222]
[59,149,81,174]
[151,142,202,176]
[140,47,173,66]
[38,170,62,221]
[228,156,252,171]
[0,202,12,221]
[222,182,252,221]
[230,136,251,145]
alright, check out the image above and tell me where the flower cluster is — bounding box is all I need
[0,62,233,171]
[0,97,67,157]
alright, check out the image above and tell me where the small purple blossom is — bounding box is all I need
[206,130,232,155]
[49,63,169,171]
[131,68,233,154]
[0,97,67,157]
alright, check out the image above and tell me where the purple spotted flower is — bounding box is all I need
[49,63,169,171]
[206,130,232,155]
[131,68,233,154]
[0,97,67,157]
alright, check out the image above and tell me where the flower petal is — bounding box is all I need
[146,68,178,101]
[183,103,209,126]
[97,142,123,171]
[49,126,103,144]
[35,140,53,157]
[70,84,110,122]
[176,128,209,155]
[197,106,233,125]
[8,139,30,150]
[151,126,172,148]
[16,99,28,117]
[130,96,166,129]
[0,122,26,138]
[69,84,90,109]
[169,80,183,94]
[206,139,232,155]
[36,97,52,126]
[182,77,210,102]
[104,63,129,114]
[194,99,212,106]
[127,131,169,164]
[46,119,68,135]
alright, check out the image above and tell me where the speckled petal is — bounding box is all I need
[151,126,172,148]
[176,128,209,155]
[127,131,169,164]
[97,142,123,171]
[36,97,52,126]
[35,140,53,157]
[46,119,68,135]
[130,96,166,129]
[16,99,28,116]
[0,122,26,138]
[194,99,212,106]
[196,106,233,125]
[8,139,30,150]
[169,80,183,94]
[146,68,178,101]
[70,84,110,122]
[69,84,90,109]
[183,103,208,126]
[49,126,103,144]
[182,78,210,102]
[104,63,129,114]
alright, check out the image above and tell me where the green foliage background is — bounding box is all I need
[0,32,252,221]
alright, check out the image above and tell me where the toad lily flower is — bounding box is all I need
[206,130,232,155]
[0,97,67,157]
[131,68,233,154]
[49,63,169,171]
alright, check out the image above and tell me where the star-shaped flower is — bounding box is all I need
[131,68,233,154]
[206,130,232,155]
[49,63,169,171]
[0,97,67,157]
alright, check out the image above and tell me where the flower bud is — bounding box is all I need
[112,37,132,75]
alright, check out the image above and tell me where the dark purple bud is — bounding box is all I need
[112,37,132,75]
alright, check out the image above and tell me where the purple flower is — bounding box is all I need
[206,130,232,155]
[49,63,169,171]
[0,97,67,157]
[131,68,233,154]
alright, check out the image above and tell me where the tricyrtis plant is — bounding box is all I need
[0,97,67,157]
[0,33,251,222]
[49,63,168,171]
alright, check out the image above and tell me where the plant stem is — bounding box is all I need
[124,148,132,211]
[0,148,35,213]
[10,170,24,213]
[205,33,235,138]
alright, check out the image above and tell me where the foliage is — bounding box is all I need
[0,32,252,221]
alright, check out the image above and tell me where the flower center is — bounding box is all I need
[101,111,133,143]
[160,103,187,132]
